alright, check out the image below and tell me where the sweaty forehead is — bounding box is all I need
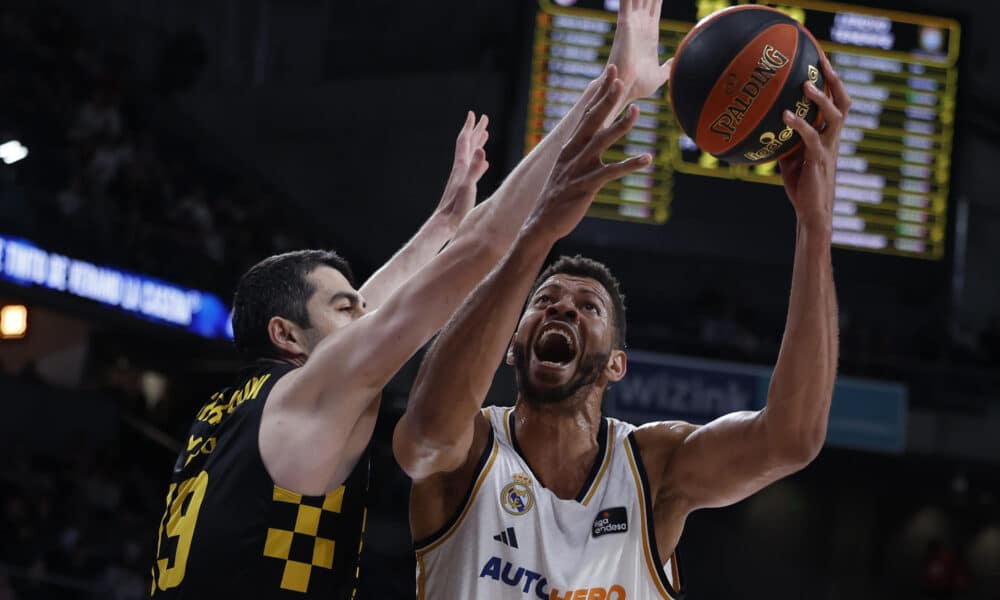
[307,265,355,294]
[536,274,611,304]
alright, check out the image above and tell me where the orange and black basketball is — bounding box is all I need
[669,6,827,165]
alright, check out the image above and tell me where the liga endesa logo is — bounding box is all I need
[592,507,628,538]
[479,556,628,599]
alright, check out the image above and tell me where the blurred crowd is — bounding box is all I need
[0,1,314,295]
[0,446,161,600]
[633,284,1000,381]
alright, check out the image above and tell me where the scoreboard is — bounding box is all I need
[525,0,961,259]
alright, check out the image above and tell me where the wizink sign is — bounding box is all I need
[605,350,908,454]
[0,234,233,340]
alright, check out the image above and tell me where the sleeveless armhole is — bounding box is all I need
[624,433,684,599]
[413,424,498,554]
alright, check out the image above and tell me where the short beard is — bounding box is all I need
[511,342,609,407]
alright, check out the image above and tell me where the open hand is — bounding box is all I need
[529,65,652,241]
[436,112,490,228]
[778,53,852,233]
[608,0,673,102]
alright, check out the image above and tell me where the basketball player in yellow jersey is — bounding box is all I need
[149,12,668,598]
[393,14,853,600]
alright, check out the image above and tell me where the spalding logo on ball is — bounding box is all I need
[669,6,827,165]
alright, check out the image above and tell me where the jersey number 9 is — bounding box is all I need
[151,471,209,594]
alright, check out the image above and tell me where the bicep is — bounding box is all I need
[664,411,802,511]
[393,398,482,480]
[260,373,376,494]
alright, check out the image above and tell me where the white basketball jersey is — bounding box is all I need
[415,406,682,600]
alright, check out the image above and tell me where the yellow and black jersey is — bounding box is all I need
[150,361,370,599]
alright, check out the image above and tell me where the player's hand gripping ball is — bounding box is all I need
[669,6,827,165]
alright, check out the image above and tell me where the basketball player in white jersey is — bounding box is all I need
[392,7,853,599]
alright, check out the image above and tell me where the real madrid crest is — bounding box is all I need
[500,473,535,516]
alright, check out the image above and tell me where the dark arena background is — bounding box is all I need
[2,0,1000,598]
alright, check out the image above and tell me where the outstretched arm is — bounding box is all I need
[608,0,674,114]
[394,84,651,480]
[359,113,489,310]
[262,72,618,494]
[260,0,674,494]
[452,0,672,250]
[642,53,850,514]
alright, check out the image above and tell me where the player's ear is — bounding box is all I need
[505,334,517,366]
[605,349,627,382]
[267,316,308,358]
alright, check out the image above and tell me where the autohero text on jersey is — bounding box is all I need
[479,556,627,599]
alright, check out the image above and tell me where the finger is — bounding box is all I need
[468,148,489,182]
[455,111,475,153]
[803,81,841,132]
[475,129,490,150]
[583,103,640,160]
[578,65,615,120]
[660,57,673,83]
[804,81,837,114]
[818,52,852,114]
[567,78,626,153]
[649,0,661,19]
[575,153,652,189]
[579,66,611,105]
[597,64,617,101]
[783,110,822,158]
[473,114,490,148]
[560,65,619,156]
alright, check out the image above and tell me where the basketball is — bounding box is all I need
[669,6,827,165]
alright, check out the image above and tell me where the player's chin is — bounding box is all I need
[528,354,579,386]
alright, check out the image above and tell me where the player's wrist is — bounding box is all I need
[796,218,833,247]
[428,204,465,235]
[519,215,562,251]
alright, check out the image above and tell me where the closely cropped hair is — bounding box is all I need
[232,250,354,360]
[530,255,627,349]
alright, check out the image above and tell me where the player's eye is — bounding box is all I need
[337,304,353,313]
[583,302,599,314]
[535,294,550,305]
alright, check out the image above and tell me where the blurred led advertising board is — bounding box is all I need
[526,0,960,259]
[0,233,233,340]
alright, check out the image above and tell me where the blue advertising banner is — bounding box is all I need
[605,350,908,454]
[0,233,233,340]
[606,351,761,426]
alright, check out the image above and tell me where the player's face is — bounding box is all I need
[509,275,619,405]
[299,266,366,354]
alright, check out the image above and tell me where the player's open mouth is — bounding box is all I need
[532,322,579,367]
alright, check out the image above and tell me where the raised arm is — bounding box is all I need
[452,0,671,249]
[261,71,624,494]
[393,85,651,480]
[641,53,849,515]
[261,0,675,493]
[358,113,489,310]
[608,0,674,114]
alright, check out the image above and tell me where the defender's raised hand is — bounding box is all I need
[436,112,490,228]
[778,54,852,232]
[527,65,651,241]
[608,0,673,102]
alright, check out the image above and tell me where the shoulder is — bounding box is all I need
[421,411,496,485]
[629,421,698,482]
[463,410,498,476]
[410,411,496,541]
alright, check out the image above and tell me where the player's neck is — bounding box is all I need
[511,391,604,500]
